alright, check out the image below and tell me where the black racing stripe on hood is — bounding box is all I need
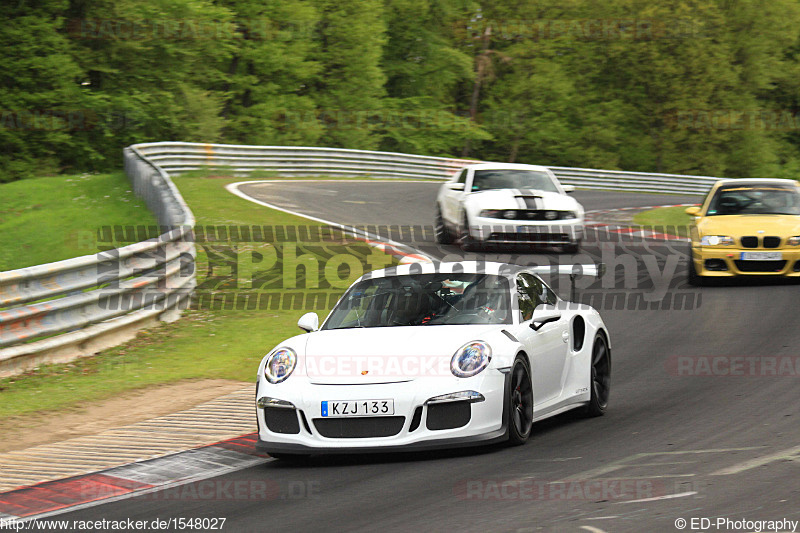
[511,189,526,209]
[515,189,543,209]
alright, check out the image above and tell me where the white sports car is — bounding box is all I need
[255,261,611,457]
[434,163,585,252]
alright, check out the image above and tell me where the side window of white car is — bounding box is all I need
[517,273,557,322]
[455,169,467,184]
[516,274,537,322]
[537,278,559,306]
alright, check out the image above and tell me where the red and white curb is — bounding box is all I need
[0,433,268,521]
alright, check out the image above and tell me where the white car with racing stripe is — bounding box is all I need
[435,163,585,252]
[255,261,610,458]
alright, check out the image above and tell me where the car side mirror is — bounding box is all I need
[298,312,319,332]
[685,206,701,216]
[448,183,465,191]
[562,185,575,194]
[530,308,561,331]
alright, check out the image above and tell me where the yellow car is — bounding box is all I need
[686,178,800,284]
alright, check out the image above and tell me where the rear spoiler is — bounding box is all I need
[529,263,606,301]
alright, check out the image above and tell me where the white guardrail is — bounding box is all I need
[0,142,718,376]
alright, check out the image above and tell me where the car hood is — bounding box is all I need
[466,188,579,211]
[698,215,800,237]
[302,325,504,384]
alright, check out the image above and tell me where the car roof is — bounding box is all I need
[462,162,551,172]
[359,261,527,281]
[714,178,799,188]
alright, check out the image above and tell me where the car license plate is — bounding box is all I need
[321,399,394,417]
[739,251,782,261]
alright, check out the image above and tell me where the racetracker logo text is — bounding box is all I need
[453,478,668,501]
[665,356,800,377]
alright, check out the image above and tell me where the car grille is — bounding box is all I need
[734,260,787,272]
[487,232,571,244]
[263,407,300,434]
[740,236,758,248]
[408,406,423,432]
[740,236,781,248]
[312,416,405,438]
[426,401,471,431]
[489,210,572,221]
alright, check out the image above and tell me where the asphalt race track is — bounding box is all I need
[61,182,800,532]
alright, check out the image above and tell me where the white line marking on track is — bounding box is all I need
[226,180,433,263]
[580,526,609,533]
[617,491,697,504]
[711,444,800,476]
[560,447,762,481]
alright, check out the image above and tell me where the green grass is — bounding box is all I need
[0,172,157,271]
[0,174,396,421]
[633,205,695,228]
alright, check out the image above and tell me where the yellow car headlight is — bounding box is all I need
[788,236,800,246]
[700,235,734,246]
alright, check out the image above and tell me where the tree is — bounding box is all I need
[308,0,388,150]
[0,0,96,181]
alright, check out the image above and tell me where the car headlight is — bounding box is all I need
[451,341,492,378]
[562,211,577,219]
[700,235,734,246]
[264,347,297,384]
[479,209,514,219]
[789,236,800,246]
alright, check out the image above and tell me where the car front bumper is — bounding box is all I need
[255,371,509,454]
[691,246,800,276]
[468,218,584,245]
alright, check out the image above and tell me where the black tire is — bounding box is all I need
[585,333,611,417]
[507,355,534,445]
[459,212,478,251]
[687,245,704,286]
[434,204,454,244]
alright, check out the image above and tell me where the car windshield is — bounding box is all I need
[323,273,512,329]
[707,185,800,215]
[471,169,559,193]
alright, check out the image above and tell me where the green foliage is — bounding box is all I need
[4,0,800,180]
